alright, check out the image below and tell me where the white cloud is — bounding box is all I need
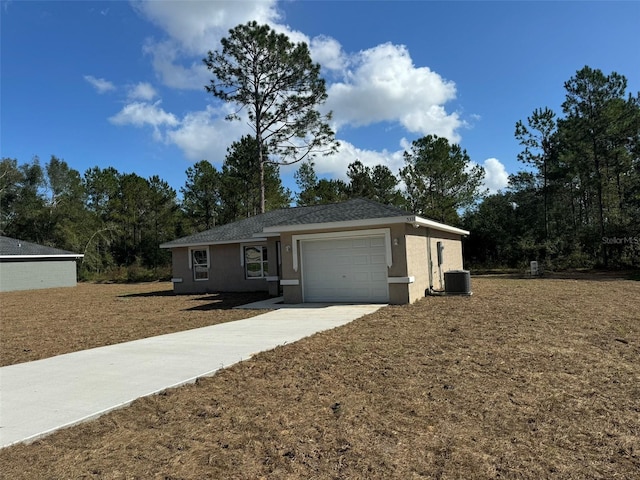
[134,0,283,90]
[133,0,281,54]
[326,43,462,142]
[107,98,249,165]
[109,101,179,128]
[164,105,249,164]
[279,138,405,183]
[142,39,213,90]
[127,82,157,101]
[310,35,346,72]
[115,2,468,178]
[481,157,509,193]
[321,142,404,180]
[84,75,115,94]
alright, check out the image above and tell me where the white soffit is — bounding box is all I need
[413,216,470,236]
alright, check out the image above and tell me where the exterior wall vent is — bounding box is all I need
[444,270,472,295]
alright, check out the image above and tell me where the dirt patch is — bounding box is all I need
[1,277,639,478]
[0,282,270,366]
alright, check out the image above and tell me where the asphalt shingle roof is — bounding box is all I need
[273,198,411,226]
[161,198,414,248]
[0,236,81,257]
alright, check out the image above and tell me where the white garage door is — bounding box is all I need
[301,236,389,303]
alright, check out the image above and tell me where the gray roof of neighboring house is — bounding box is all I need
[0,236,82,257]
[161,198,415,248]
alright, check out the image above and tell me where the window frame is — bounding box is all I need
[189,247,210,281]
[244,245,268,280]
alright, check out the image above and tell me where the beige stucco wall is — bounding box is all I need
[404,225,430,303]
[170,243,269,294]
[387,223,412,304]
[279,231,302,303]
[427,229,465,291]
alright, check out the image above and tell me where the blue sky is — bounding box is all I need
[2,0,639,198]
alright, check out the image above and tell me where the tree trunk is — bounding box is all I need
[593,142,608,267]
[259,146,265,214]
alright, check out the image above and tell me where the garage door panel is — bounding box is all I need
[335,255,353,266]
[353,272,369,282]
[371,286,389,297]
[370,237,385,247]
[371,271,387,282]
[353,255,370,265]
[370,254,386,265]
[329,239,351,250]
[352,238,369,248]
[302,236,388,303]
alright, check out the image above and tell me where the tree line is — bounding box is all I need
[3,65,637,280]
[201,22,638,270]
[464,66,639,270]
[0,130,486,281]
[0,134,292,281]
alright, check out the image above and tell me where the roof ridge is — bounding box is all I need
[348,197,411,214]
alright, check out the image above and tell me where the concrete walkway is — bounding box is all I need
[0,303,383,449]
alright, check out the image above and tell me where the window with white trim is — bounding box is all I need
[244,246,268,279]
[191,248,209,281]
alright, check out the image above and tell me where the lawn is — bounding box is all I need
[1,276,638,478]
[0,282,270,367]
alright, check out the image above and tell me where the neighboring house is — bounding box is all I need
[0,236,84,292]
[160,198,469,305]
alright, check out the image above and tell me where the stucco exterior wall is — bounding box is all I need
[387,223,411,304]
[279,232,302,303]
[265,237,281,297]
[404,226,430,303]
[428,230,465,291]
[170,243,269,294]
[0,258,78,292]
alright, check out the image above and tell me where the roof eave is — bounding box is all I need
[160,237,269,249]
[0,254,84,259]
[413,216,470,236]
[263,215,470,236]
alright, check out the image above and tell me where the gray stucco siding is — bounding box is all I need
[0,258,78,292]
[170,244,270,294]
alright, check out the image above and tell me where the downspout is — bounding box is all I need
[437,241,444,289]
[426,227,434,291]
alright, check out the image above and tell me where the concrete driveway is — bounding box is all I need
[0,303,383,449]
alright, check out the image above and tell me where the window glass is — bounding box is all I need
[192,249,209,280]
[245,246,268,279]
[245,247,262,263]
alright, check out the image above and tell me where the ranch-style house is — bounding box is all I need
[160,198,469,304]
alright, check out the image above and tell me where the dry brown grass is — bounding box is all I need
[1,277,639,479]
[0,282,270,366]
